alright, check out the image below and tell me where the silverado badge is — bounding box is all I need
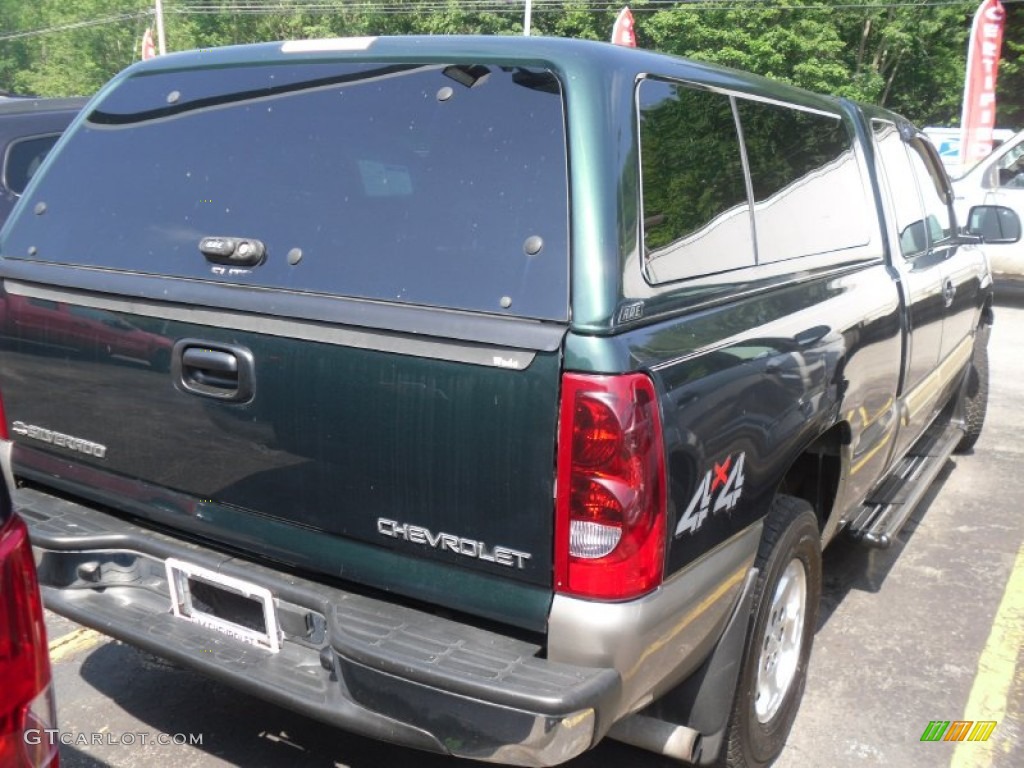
[10,421,108,458]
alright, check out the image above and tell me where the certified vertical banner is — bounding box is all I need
[611,7,637,48]
[140,28,156,61]
[960,0,1005,167]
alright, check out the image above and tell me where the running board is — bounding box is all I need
[845,422,963,549]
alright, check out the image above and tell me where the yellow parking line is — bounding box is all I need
[951,542,1024,768]
[48,627,106,663]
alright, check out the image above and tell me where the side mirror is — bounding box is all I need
[964,205,1022,245]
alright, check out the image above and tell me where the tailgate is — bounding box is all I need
[0,289,563,627]
[0,51,571,630]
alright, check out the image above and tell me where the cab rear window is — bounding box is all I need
[2,62,569,320]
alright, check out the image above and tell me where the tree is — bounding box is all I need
[642,0,983,125]
[997,0,1023,128]
[644,2,850,94]
[0,0,149,97]
[842,1,977,125]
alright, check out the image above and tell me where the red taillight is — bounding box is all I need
[0,514,59,768]
[555,372,666,600]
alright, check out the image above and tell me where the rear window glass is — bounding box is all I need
[2,62,569,320]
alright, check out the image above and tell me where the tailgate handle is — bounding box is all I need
[173,340,255,402]
[183,348,237,386]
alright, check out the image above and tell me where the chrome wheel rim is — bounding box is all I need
[755,558,807,723]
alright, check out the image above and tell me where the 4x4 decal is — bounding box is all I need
[675,452,746,536]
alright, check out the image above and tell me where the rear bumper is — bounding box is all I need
[993,272,1024,298]
[988,247,1024,294]
[16,486,617,767]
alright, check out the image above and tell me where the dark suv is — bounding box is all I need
[0,97,86,227]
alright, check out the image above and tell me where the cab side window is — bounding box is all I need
[638,78,754,283]
[872,120,928,258]
[735,99,871,264]
[905,138,955,250]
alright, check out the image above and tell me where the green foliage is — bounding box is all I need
[0,1,1019,130]
[0,0,149,97]
[534,1,619,41]
[852,2,978,125]
[645,2,850,94]
[998,2,1024,128]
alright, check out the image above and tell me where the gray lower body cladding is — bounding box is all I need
[19,486,614,767]
[19,482,760,765]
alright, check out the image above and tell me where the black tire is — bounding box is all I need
[720,496,821,768]
[954,334,989,454]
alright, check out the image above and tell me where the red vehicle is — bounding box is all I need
[0,398,58,768]
[0,293,172,369]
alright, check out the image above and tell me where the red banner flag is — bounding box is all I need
[141,27,156,61]
[960,0,1005,167]
[611,7,636,48]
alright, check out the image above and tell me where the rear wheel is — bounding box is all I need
[721,496,821,768]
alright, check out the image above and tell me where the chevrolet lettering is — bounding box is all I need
[377,518,532,569]
[2,36,1018,768]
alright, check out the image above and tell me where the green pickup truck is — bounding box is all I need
[0,36,1019,767]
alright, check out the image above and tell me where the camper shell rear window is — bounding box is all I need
[2,61,570,321]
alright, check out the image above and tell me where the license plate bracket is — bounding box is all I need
[165,557,280,653]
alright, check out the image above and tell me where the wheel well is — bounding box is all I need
[775,424,847,531]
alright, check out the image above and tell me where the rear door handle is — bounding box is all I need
[173,340,255,402]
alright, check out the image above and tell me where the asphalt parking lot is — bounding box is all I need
[41,298,1024,768]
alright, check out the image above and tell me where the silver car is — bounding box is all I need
[954,129,1024,289]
